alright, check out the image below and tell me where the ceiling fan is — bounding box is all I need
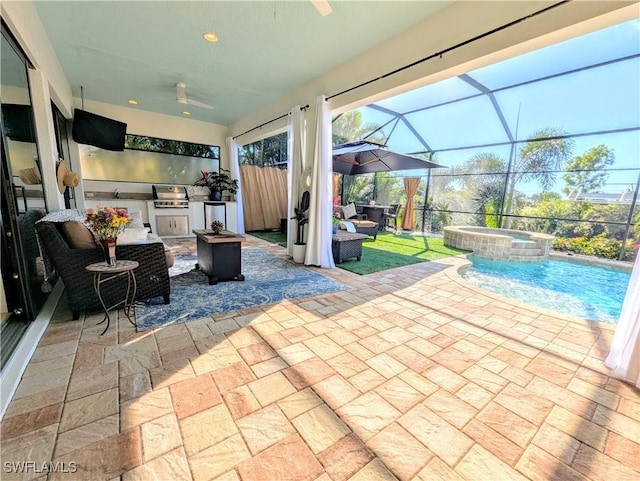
[311,0,332,16]
[175,82,214,110]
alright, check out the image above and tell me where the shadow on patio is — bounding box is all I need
[1,234,638,480]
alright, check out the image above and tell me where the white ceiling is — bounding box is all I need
[33,1,452,125]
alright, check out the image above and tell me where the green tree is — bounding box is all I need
[456,152,505,191]
[238,132,287,167]
[503,127,575,228]
[471,182,504,227]
[332,110,385,203]
[342,173,374,204]
[562,144,615,196]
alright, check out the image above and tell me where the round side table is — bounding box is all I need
[86,260,139,335]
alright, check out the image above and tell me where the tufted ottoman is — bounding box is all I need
[331,231,369,263]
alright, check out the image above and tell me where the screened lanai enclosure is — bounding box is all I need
[333,18,640,262]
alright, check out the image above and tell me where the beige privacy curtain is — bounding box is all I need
[332,173,341,202]
[402,177,420,230]
[239,165,288,231]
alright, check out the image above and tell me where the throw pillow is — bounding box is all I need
[342,203,357,220]
[61,220,98,249]
[128,210,145,229]
[116,227,150,245]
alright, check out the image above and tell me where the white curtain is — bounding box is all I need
[226,136,245,234]
[305,95,335,268]
[287,106,305,255]
[604,252,640,387]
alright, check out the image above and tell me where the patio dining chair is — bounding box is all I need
[384,204,400,231]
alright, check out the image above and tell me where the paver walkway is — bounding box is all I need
[1,235,638,481]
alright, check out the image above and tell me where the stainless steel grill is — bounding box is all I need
[152,185,189,209]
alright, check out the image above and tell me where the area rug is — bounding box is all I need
[135,249,347,331]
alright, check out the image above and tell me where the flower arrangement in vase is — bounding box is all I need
[86,206,130,266]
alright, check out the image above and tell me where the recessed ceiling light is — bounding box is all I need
[128,99,138,105]
[182,111,191,116]
[203,32,218,43]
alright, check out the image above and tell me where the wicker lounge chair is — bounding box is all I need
[36,220,171,320]
[336,203,379,240]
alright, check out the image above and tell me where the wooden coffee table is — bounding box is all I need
[192,229,245,285]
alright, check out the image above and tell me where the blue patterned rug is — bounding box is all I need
[135,249,347,331]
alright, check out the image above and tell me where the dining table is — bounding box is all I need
[360,205,390,227]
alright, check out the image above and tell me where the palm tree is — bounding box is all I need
[503,127,574,227]
[331,110,385,203]
[456,152,506,191]
[332,110,385,145]
[452,128,574,228]
[471,182,504,227]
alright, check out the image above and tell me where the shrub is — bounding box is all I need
[553,234,636,260]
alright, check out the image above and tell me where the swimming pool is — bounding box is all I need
[462,256,631,323]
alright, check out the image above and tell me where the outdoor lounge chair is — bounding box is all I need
[337,203,378,239]
[36,219,171,320]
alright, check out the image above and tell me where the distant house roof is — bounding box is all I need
[568,191,632,204]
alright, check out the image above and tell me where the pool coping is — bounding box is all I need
[549,251,633,272]
[444,253,621,331]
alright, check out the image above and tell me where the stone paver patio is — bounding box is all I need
[1,235,638,481]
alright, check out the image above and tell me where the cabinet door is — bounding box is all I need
[173,215,189,235]
[156,215,189,236]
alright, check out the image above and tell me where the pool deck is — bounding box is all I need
[1,235,638,481]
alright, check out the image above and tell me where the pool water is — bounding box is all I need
[462,256,631,323]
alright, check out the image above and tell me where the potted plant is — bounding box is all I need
[194,168,239,201]
[291,190,310,263]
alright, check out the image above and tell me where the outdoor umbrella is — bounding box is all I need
[332,140,444,175]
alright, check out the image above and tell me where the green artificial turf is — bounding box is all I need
[248,229,468,275]
[340,231,468,275]
[247,230,288,247]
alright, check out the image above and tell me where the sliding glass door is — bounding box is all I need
[0,22,50,369]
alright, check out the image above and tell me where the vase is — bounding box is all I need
[100,238,117,266]
[292,243,306,264]
[209,190,222,201]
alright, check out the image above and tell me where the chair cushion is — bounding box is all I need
[351,220,377,228]
[342,203,357,220]
[61,221,97,249]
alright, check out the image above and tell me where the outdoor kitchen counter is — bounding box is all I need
[85,192,152,201]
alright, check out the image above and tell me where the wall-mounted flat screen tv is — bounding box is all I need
[71,109,127,151]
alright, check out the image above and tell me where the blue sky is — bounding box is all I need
[354,18,640,197]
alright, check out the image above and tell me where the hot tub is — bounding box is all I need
[443,226,554,262]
